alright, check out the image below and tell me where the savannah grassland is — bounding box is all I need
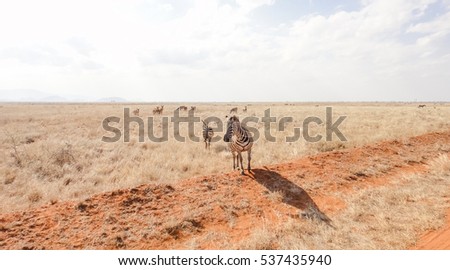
[1,102,450,249]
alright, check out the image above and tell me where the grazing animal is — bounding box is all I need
[418,104,426,108]
[230,107,238,114]
[243,106,247,112]
[223,115,253,175]
[153,105,164,115]
[190,106,196,112]
[178,106,188,111]
[202,120,214,150]
[132,108,140,116]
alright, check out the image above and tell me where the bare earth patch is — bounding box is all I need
[0,130,449,249]
[412,209,450,250]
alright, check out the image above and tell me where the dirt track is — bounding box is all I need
[1,131,449,249]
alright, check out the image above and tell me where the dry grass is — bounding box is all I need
[238,154,450,249]
[0,102,449,213]
[264,190,285,203]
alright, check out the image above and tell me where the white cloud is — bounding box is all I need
[0,46,71,66]
[159,3,174,12]
[235,0,275,14]
[81,60,104,70]
[139,49,209,67]
[67,37,96,57]
[0,0,449,101]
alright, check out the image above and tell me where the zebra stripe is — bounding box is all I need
[202,120,214,150]
[223,116,253,174]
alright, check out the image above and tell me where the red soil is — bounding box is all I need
[1,131,449,249]
[412,209,450,250]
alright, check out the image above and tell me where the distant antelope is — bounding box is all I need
[202,120,214,150]
[177,106,188,111]
[418,104,426,108]
[223,115,253,175]
[243,106,247,113]
[189,106,196,112]
[132,108,140,116]
[230,107,238,114]
[153,106,164,115]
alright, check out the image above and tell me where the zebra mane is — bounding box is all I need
[227,115,239,122]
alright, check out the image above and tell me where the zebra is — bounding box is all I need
[202,120,214,150]
[223,115,253,175]
[132,108,140,116]
[230,107,238,114]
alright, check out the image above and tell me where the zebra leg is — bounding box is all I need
[247,149,252,172]
[232,152,236,170]
[239,152,244,174]
[236,152,241,170]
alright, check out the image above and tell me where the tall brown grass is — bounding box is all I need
[0,102,449,213]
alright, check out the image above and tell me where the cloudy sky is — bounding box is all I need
[0,0,449,102]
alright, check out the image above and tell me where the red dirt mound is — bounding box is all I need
[1,131,449,249]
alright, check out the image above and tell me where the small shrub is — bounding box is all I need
[314,141,346,152]
[25,137,35,144]
[4,170,16,184]
[28,191,42,203]
[53,143,75,166]
[5,131,23,167]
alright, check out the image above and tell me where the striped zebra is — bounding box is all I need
[202,120,214,150]
[223,115,253,174]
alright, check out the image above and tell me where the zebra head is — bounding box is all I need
[223,115,239,142]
